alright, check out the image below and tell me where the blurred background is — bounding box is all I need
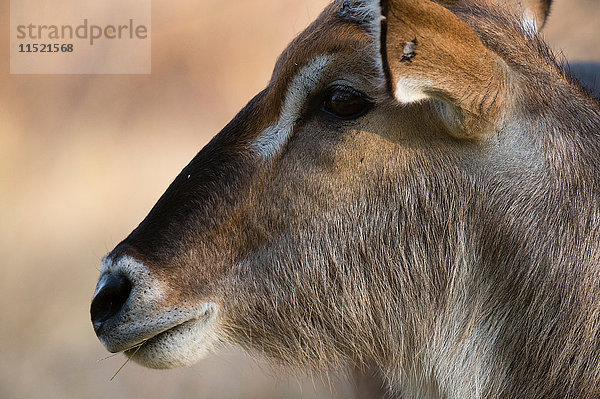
[1,0,598,398]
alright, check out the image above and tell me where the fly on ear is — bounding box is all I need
[400,38,418,62]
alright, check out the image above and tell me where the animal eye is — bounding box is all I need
[321,86,372,120]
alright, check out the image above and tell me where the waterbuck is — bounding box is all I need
[91,0,600,397]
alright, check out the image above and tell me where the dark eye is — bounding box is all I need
[321,86,372,120]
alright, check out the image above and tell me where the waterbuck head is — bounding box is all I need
[92,0,600,396]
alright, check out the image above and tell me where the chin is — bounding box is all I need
[126,312,220,369]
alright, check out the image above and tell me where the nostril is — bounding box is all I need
[91,273,132,330]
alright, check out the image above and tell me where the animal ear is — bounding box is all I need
[382,0,508,139]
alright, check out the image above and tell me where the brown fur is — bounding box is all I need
[93,0,600,397]
[383,0,509,138]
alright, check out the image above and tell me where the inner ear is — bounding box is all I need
[381,0,508,139]
[521,0,553,32]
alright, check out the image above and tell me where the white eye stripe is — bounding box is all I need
[251,54,331,159]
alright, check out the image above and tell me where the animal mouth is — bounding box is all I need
[91,254,220,368]
[123,318,199,355]
[109,302,219,369]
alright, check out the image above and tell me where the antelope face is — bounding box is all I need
[91,1,391,368]
[91,0,563,374]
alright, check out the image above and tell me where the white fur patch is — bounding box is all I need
[394,77,430,103]
[521,9,538,36]
[95,255,220,364]
[251,54,331,158]
[131,301,220,369]
[98,255,165,302]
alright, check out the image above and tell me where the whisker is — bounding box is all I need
[97,353,120,362]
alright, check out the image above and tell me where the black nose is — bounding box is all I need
[91,273,132,330]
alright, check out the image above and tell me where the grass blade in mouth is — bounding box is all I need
[108,340,147,381]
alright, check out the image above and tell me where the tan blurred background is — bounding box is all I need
[1,1,598,398]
